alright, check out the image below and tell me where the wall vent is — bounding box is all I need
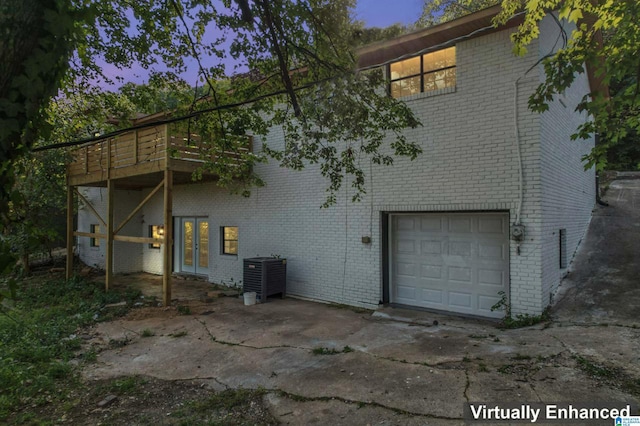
[559,229,567,269]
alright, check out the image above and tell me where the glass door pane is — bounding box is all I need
[182,219,194,271]
[198,220,209,269]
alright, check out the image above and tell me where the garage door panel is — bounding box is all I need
[421,288,444,304]
[449,241,472,257]
[448,266,472,283]
[448,291,473,309]
[478,294,501,313]
[396,287,418,302]
[420,217,443,231]
[397,216,417,231]
[396,239,416,254]
[448,217,472,233]
[421,264,443,279]
[391,213,509,318]
[478,268,506,287]
[478,216,507,234]
[396,261,417,277]
[478,241,507,260]
[421,239,444,255]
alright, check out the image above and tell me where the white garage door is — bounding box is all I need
[390,212,509,318]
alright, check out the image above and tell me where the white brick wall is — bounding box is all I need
[77,19,594,316]
[538,14,596,306]
[77,187,143,273]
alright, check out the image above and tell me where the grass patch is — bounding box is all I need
[498,310,551,329]
[141,328,155,337]
[176,305,191,315]
[312,346,354,355]
[468,334,488,339]
[0,276,136,422]
[512,353,532,361]
[171,388,275,423]
[169,331,188,338]
[312,347,340,355]
[574,355,640,396]
[102,376,146,395]
[491,291,552,329]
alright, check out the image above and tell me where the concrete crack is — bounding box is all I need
[463,369,470,402]
[193,317,309,351]
[194,318,460,374]
[273,389,464,421]
[529,383,543,402]
[168,376,231,389]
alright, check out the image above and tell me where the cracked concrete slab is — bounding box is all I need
[84,294,640,424]
[82,177,640,423]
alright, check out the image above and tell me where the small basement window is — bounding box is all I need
[559,228,567,269]
[221,226,238,255]
[149,225,162,249]
[389,46,456,98]
[90,224,100,247]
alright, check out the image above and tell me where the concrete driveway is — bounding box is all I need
[553,174,640,324]
[83,175,640,425]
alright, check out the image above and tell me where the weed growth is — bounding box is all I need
[0,277,135,420]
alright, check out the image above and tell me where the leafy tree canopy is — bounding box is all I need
[496,0,639,171]
[417,0,498,27]
[1,0,423,216]
[420,0,638,171]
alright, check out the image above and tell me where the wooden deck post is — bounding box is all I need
[106,180,114,292]
[162,169,173,306]
[66,184,74,280]
[105,138,114,292]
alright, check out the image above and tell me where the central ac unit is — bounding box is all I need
[243,257,287,302]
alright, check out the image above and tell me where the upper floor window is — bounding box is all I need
[389,46,456,98]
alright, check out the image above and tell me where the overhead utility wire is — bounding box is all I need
[34,10,526,153]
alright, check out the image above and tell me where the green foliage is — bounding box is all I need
[2,149,67,275]
[574,355,640,396]
[0,277,135,420]
[417,0,498,27]
[141,329,156,337]
[170,388,273,423]
[176,305,191,315]
[312,346,354,355]
[103,376,146,395]
[495,0,640,171]
[1,0,87,221]
[4,0,423,213]
[490,290,551,329]
[350,22,412,46]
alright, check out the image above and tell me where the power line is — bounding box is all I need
[34,10,526,153]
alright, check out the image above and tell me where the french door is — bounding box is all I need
[180,217,209,275]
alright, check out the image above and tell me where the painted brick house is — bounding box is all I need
[68,6,598,318]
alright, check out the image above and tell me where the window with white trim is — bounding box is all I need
[221,226,238,255]
[389,46,456,98]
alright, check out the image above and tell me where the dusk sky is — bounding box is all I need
[354,0,423,27]
[102,0,424,88]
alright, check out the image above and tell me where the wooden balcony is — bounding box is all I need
[65,119,252,306]
[67,122,251,189]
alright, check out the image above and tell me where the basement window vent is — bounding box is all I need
[559,228,567,269]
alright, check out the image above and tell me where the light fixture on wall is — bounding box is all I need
[157,225,165,236]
